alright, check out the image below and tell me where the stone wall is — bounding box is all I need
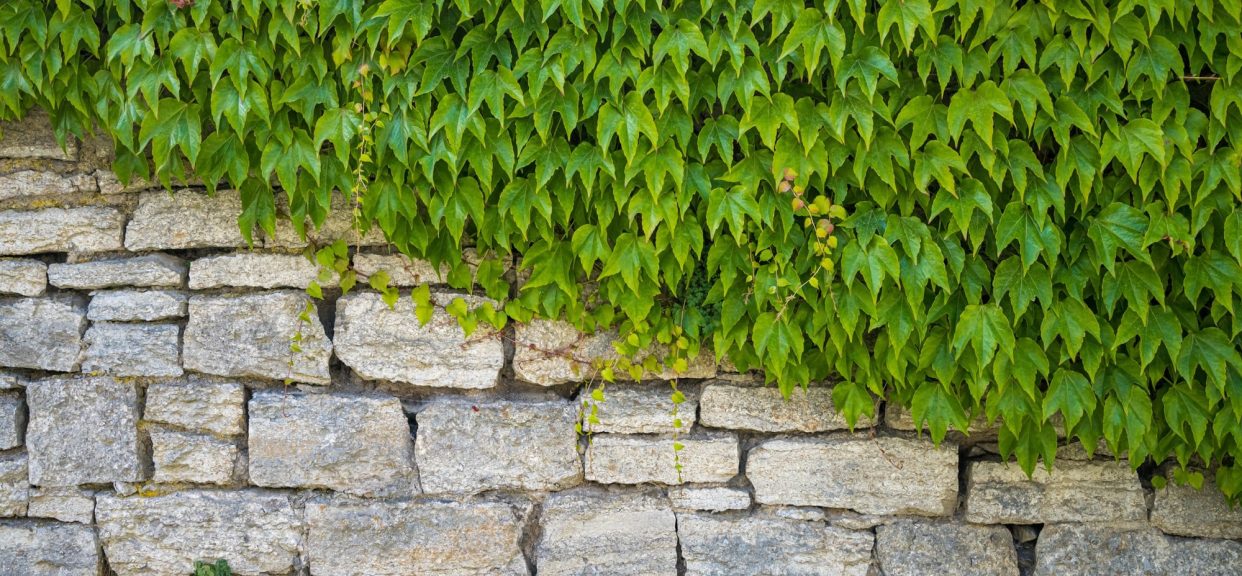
[1,112,1241,576]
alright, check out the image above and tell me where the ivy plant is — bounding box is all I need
[3,0,1242,498]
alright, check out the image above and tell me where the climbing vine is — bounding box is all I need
[4,0,1242,498]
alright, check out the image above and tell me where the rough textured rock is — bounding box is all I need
[0,521,100,576]
[306,498,531,575]
[668,486,751,511]
[183,291,332,384]
[1034,524,1242,576]
[416,400,580,495]
[875,519,1020,576]
[0,170,96,200]
[699,382,868,432]
[0,453,28,516]
[264,196,388,248]
[0,258,47,296]
[964,460,1146,524]
[513,319,716,385]
[352,252,448,285]
[96,490,303,576]
[87,289,187,321]
[586,433,740,485]
[0,392,25,449]
[0,109,78,159]
[82,322,183,377]
[587,382,699,434]
[0,371,18,389]
[0,207,126,255]
[0,296,86,371]
[537,489,678,576]
[151,429,242,485]
[885,403,999,437]
[144,380,245,436]
[335,291,504,389]
[25,376,146,486]
[125,189,249,250]
[189,253,326,289]
[48,254,186,289]
[747,436,958,516]
[27,487,95,523]
[1151,469,1242,539]
[678,512,874,576]
[249,392,417,497]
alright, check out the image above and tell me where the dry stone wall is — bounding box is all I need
[2,113,1242,576]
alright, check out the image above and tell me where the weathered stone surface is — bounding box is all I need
[335,291,503,389]
[0,392,24,449]
[26,376,146,486]
[748,436,958,516]
[0,371,18,389]
[183,291,332,384]
[125,189,248,250]
[699,382,869,432]
[307,498,531,575]
[28,487,94,523]
[587,382,699,434]
[82,322,183,377]
[885,403,998,437]
[189,253,327,289]
[145,380,245,437]
[0,207,125,255]
[151,429,242,485]
[249,392,417,497]
[352,253,448,285]
[49,254,186,290]
[586,433,740,485]
[1034,524,1242,576]
[537,489,677,576]
[0,258,47,296]
[0,521,100,576]
[513,319,716,386]
[668,486,750,511]
[0,109,77,159]
[0,453,28,516]
[264,196,388,248]
[416,400,580,495]
[678,512,874,576]
[964,460,1146,524]
[1152,469,1242,539]
[0,296,86,372]
[88,289,187,321]
[97,490,303,576]
[875,519,1019,576]
[0,170,96,200]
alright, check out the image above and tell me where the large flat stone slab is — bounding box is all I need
[183,291,332,384]
[125,189,250,250]
[964,460,1146,524]
[0,171,96,200]
[189,253,325,289]
[0,296,86,371]
[144,380,245,437]
[48,254,186,289]
[26,375,146,486]
[536,488,677,576]
[1034,524,1242,576]
[87,289,187,322]
[513,319,715,385]
[585,432,739,485]
[0,109,78,160]
[27,487,95,524]
[699,382,868,432]
[0,520,100,576]
[678,512,874,576]
[0,207,126,255]
[82,322,182,377]
[1151,469,1242,539]
[875,519,1019,576]
[151,429,242,485]
[586,382,698,434]
[0,258,47,296]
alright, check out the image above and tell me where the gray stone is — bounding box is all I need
[151,429,242,485]
[0,392,24,449]
[699,382,870,432]
[264,195,388,248]
[0,296,85,372]
[0,258,47,296]
[1152,469,1242,539]
[27,487,94,523]
[96,490,303,576]
[335,291,503,389]
[48,254,187,289]
[885,403,998,437]
[963,460,1146,524]
[0,207,126,255]
[585,433,740,485]
[95,170,201,195]
[0,453,28,516]
[513,319,716,386]
[536,488,677,576]
[306,498,531,576]
[773,506,828,522]
[678,512,874,576]
[144,380,245,437]
[1034,524,1242,576]
[747,436,958,516]
[87,289,187,321]
[415,400,580,495]
[183,291,332,384]
[25,376,146,486]
[249,392,417,497]
[875,519,1019,576]
[352,253,448,285]
[0,170,96,200]
[189,253,327,289]
[82,322,182,377]
[0,521,100,576]
[0,109,78,159]
[125,189,249,250]
[668,486,751,511]
[586,382,698,434]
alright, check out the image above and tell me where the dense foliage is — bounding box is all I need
[4,0,1242,495]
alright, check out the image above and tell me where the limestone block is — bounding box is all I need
[82,322,183,377]
[0,392,24,449]
[25,376,146,486]
[1034,524,1242,576]
[0,170,95,200]
[48,254,186,289]
[0,296,85,371]
[678,512,874,576]
[585,433,740,485]
[586,382,698,434]
[87,289,187,321]
[1151,468,1242,539]
[27,487,95,523]
[699,382,870,432]
[183,291,331,384]
[875,519,1020,576]
[667,486,751,511]
[125,189,249,250]
[0,109,78,159]
[0,258,47,296]
[151,429,242,485]
[536,488,677,576]
[189,253,327,289]
[0,207,125,255]
[144,380,245,437]
[0,453,28,516]
[0,521,100,576]
[513,319,716,386]
[964,460,1146,524]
